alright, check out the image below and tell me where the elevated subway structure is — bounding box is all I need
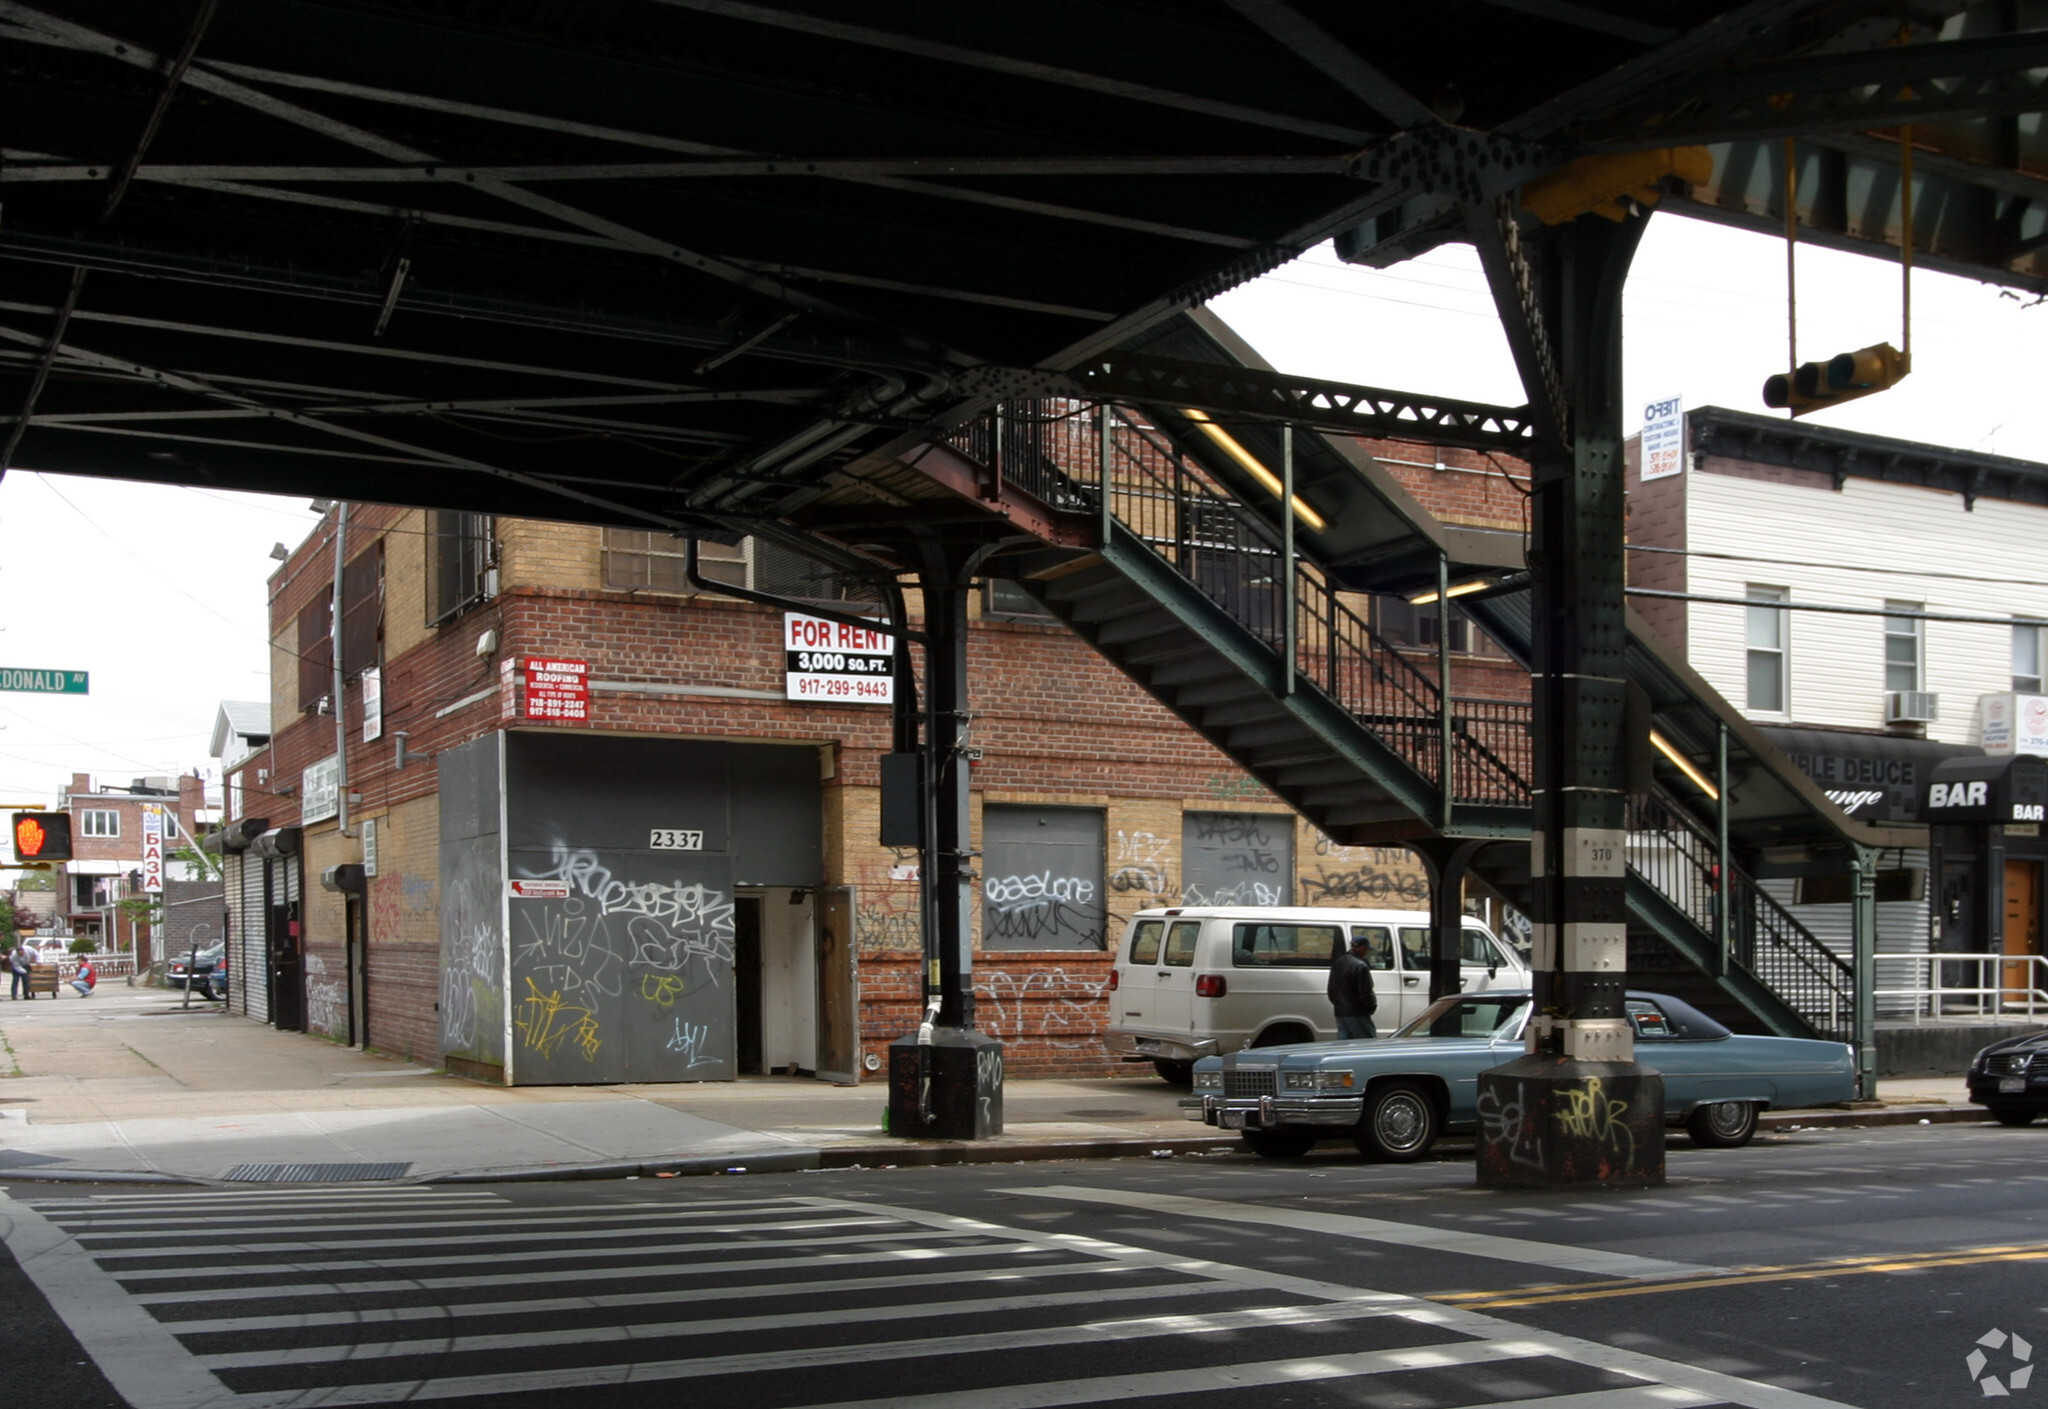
[0,1,2039,1146]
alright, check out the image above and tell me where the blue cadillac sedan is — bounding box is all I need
[1182,989,1856,1161]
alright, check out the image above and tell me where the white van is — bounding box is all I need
[1103,906,1527,1081]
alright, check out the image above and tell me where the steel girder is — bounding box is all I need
[951,352,1539,456]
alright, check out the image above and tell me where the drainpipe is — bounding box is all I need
[330,503,352,838]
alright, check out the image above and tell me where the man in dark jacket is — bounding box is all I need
[1327,933,1378,1039]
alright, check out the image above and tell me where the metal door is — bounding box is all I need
[2005,861,2041,1004]
[814,889,859,1083]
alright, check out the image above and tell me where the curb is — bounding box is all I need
[0,1106,1994,1189]
[1762,1103,1988,1131]
[0,1167,202,1186]
[427,1149,824,1183]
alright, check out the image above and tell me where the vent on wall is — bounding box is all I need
[1885,691,1940,724]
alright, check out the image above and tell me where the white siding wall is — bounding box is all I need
[1686,472,2048,745]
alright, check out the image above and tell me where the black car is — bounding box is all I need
[1967,1031,2048,1124]
[167,946,223,989]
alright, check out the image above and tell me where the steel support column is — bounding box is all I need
[1477,212,1664,1188]
[1416,839,1484,1004]
[888,542,1003,1139]
[1851,844,1879,1101]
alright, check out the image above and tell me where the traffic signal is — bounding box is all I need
[1763,343,1910,416]
[13,811,71,863]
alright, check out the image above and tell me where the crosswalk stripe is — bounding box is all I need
[194,1278,1247,1367]
[246,1298,1416,1404]
[104,1225,970,1281]
[779,1342,1678,1409]
[75,1211,894,1258]
[25,1189,506,1208]
[62,1204,873,1240]
[1006,1185,1726,1281]
[79,1212,897,1269]
[129,1239,1066,1305]
[161,1257,1173,1332]
[40,1193,775,1223]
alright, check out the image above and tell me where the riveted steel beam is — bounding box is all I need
[951,352,1538,454]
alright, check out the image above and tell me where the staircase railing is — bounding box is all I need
[945,401,1852,1043]
[948,400,1531,807]
[1625,789,1854,1043]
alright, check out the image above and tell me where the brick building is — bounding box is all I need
[58,772,214,963]
[216,434,1529,1085]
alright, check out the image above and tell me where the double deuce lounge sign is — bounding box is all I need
[1924,755,2048,825]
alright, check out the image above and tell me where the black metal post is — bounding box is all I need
[888,541,1003,1139]
[1477,211,1664,1188]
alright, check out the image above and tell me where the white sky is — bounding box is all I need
[0,213,2040,806]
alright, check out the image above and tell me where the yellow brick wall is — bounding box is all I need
[270,613,299,735]
[500,519,603,591]
[299,823,358,1042]
[364,794,440,949]
[383,510,430,660]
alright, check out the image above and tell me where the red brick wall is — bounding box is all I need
[258,502,1472,1081]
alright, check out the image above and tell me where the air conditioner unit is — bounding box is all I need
[1885,690,1940,724]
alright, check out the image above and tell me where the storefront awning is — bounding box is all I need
[1758,727,1982,826]
[1925,754,2048,826]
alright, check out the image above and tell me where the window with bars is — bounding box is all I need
[429,511,494,625]
[1372,596,1501,656]
[601,530,880,608]
[340,543,383,680]
[297,594,331,713]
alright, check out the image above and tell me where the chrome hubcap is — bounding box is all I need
[1708,1103,1749,1137]
[1376,1095,1426,1150]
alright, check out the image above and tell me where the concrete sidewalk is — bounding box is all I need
[0,986,1986,1186]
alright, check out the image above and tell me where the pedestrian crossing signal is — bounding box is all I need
[13,811,71,862]
[1762,343,1910,416]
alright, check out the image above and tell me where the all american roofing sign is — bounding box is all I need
[784,612,893,705]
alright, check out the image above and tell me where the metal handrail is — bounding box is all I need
[948,401,1852,1041]
[949,401,1531,806]
[1873,953,2048,1023]
[1626,789,1854,1043]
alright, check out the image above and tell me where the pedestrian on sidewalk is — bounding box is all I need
[8,942,33,1000]
[1327,932,1378,1040]
[69,957,97,998]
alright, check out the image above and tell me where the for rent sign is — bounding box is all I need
[784,612,893,705]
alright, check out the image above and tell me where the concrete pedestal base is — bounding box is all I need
[887,1027,1004,1140]
[1475,1054,1665,1188]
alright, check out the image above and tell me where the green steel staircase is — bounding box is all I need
[938,398,1853,1045]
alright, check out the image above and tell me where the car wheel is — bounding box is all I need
[1152,1059,1193,1085]
[1685,1100,1759,1148]
[1992,1107,2038,1127]
[1354,1080,1438,1162]
[1241,1128,1318,1159]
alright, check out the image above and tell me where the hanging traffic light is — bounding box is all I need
[1762,342,1910,416]
[13,811,71,863]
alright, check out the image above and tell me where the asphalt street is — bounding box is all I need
[4,1121,2044,1409]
